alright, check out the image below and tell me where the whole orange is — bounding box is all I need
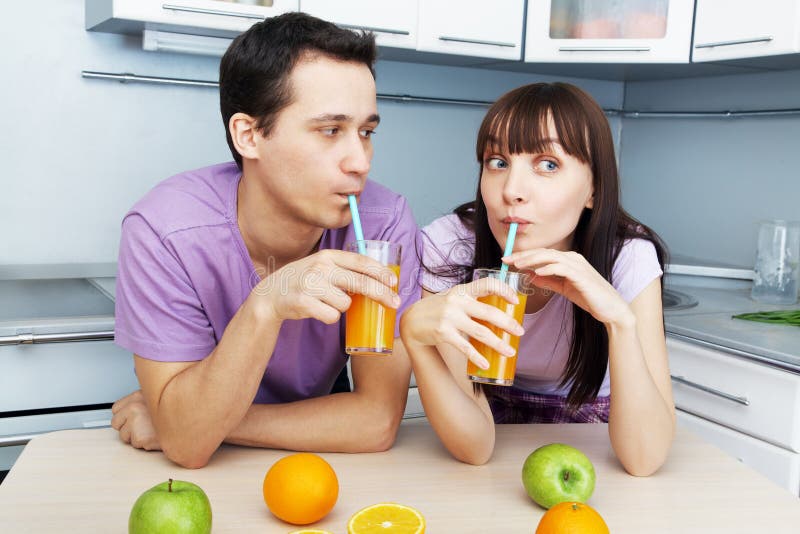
[535,501,609,534]
[262,453,339,525]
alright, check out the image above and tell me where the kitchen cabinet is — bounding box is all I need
[0,279,140,471]
[299,0,417,50]
[692,0,800,62]
[417,0,525,60]
[525,0,695,63]
[85,0,298,37]
[668,336,800,494]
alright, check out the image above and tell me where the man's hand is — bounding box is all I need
[110,390,161,451]
[256,249,400,325]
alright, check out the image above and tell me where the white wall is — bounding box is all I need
[620,70,800,268]
[0,0,624,276]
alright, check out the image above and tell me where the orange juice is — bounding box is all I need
[467,291,528,386]
[345,264,401,356]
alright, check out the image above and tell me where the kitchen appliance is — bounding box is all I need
[0,278,139,471]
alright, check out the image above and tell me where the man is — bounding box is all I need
[110,12,420,468]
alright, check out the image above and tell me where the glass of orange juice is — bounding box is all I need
[467,268,531,386]
[345,240,402,356]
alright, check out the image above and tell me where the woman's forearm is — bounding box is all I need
[606,316,675,476]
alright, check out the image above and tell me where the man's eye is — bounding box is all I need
[321,127,339,136]
[359,128,376,139]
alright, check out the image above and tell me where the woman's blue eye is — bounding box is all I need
[536,160,558,172]
[485,157,507,170]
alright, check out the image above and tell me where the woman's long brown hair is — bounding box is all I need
[450,82,667,408]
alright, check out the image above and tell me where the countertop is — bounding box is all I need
[664,279,800,373]
[1,420,799,532]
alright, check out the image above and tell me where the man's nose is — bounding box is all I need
[342,134,371,176]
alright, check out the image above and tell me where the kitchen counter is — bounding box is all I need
[665,282,800,373]
[1,420,799,532]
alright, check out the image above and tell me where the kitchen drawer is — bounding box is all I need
[0,340,139,412]
[668,336,800,452]
[678,409,800,495]
[403,387,424,419]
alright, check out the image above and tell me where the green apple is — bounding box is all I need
[521,443,596,509]
[129,478,212,534]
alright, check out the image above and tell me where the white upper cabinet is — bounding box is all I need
[525,0,695,63]
[692,0,800,62]
[85,0,298,36]
[299,0,417,50]
[416,0,525,60]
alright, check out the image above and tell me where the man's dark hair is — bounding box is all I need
[219,12,377,169]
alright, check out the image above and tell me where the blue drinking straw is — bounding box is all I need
[348,194,367,254]
[499,222,518,280]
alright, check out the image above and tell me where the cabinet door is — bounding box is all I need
[417,0,525,60]
[525,0,694,63]
[678,410,800,495]
[693,0,800,62]
[87,0,298,36]
[668,337,800,452]
[300,0,417,49]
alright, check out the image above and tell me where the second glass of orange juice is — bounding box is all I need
[467,269,530,386]
[345,240,401,356]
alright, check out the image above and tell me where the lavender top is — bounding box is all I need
[421,213,663,397]
[115,162,421,404]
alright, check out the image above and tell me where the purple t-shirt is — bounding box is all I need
[421,213,663,397]
[114,162,421,404]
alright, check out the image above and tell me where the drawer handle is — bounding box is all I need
[671,375,750,406]
[340,24,410,36]
[162,4,265,20]
[0,330,114,346]
[695,36,773,49]
[0,432,45,447]
[558,46,651,52]
[438,36,517,48]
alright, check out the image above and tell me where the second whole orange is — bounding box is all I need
[535,501,609,534]
[262,453,339,525]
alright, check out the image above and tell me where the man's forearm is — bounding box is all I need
[150,296,282,467]
[224,388,407,453]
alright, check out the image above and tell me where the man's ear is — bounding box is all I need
[229,113,260,161]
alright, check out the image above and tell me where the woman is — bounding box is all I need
[400,82,674,475]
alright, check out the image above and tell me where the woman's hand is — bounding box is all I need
[400,277,525,369]
[503,249,634,327]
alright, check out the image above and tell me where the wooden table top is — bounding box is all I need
[1,419,799,533]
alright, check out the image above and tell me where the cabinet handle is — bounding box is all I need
[558,46,651,52]
[0,432,45,447]
[0,331,114,346]
[695,36,773,49]
[671,375,750,406]
[438,36,516,48]
[340,24,409,36]
[162,4,265,20]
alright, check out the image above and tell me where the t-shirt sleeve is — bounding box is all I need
[611,238,664,303]
[114,214,217,361]
[420,214,475,293]
[376,196,424,338]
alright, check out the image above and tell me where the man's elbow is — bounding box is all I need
[359,410,403,452]
[161,440,214,469]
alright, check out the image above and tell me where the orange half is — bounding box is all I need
[347,503,425,534]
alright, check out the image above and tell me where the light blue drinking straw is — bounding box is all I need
[499,222,518,281]
[348,194,367,254]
